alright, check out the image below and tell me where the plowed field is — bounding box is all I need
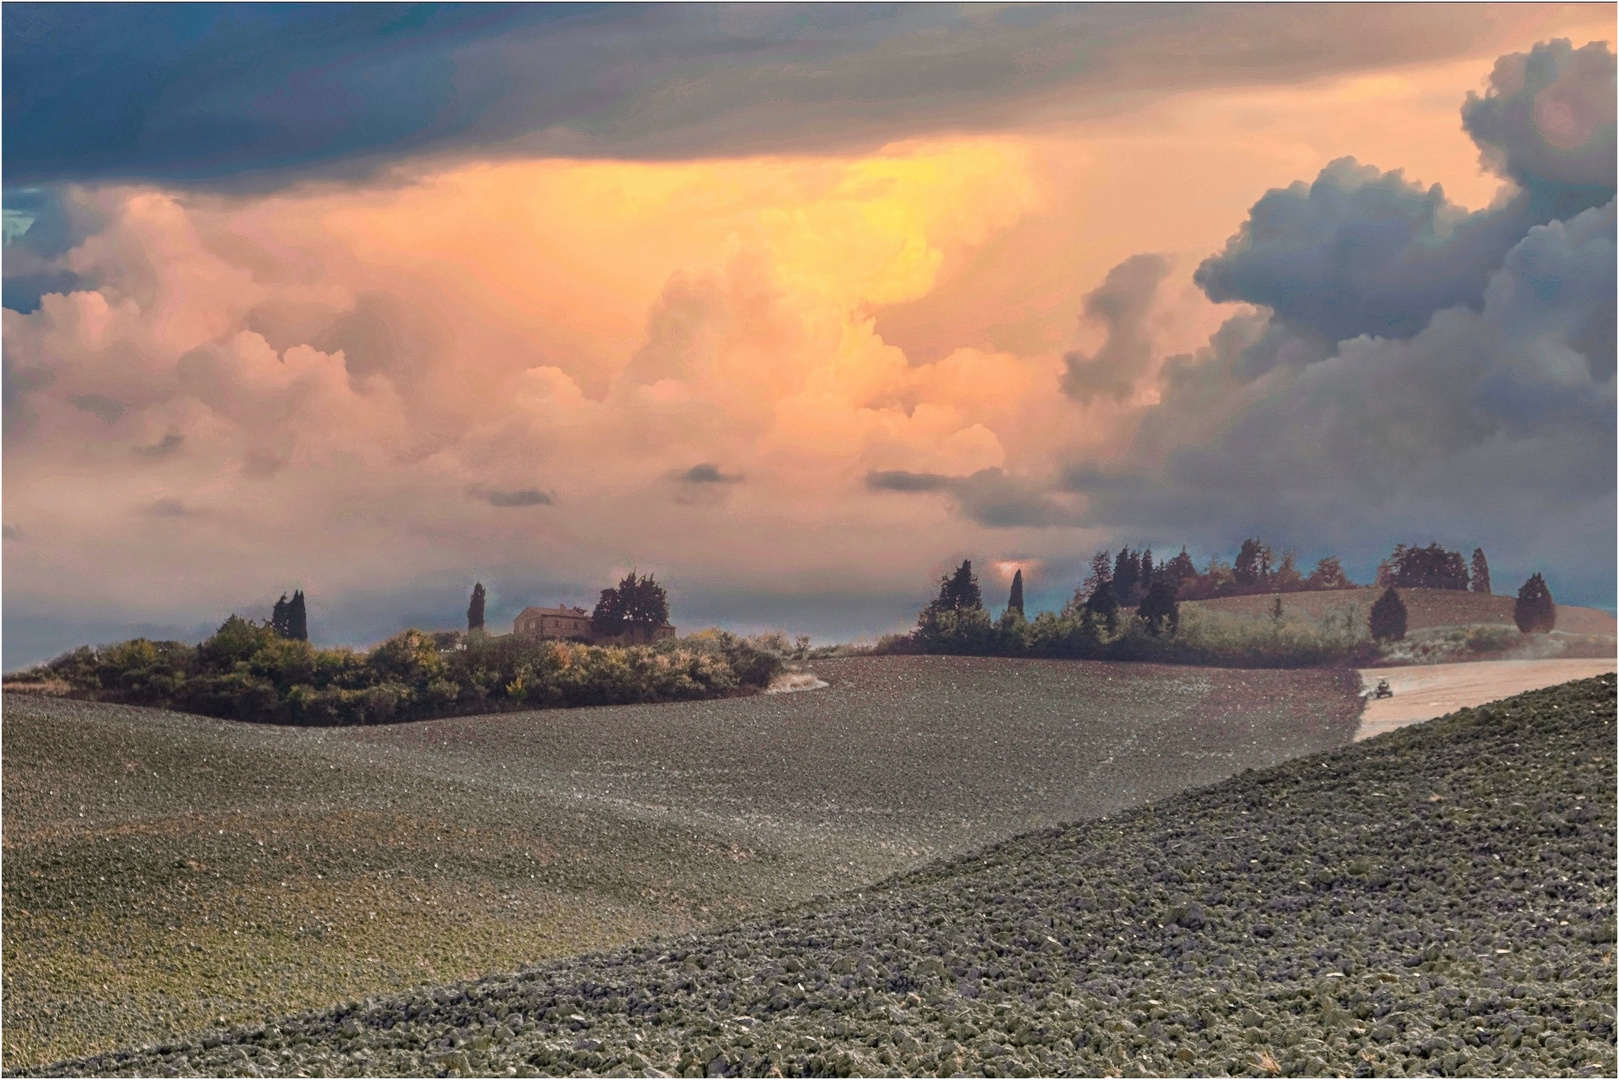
[2,657,1360,1067]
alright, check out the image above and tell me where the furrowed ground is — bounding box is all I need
[27,676,1615,1079]
[3,657,1360,1068]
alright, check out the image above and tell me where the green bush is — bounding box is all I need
[25,620,783,727]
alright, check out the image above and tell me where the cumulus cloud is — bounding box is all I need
[1070,200,1616,593]
[1463,39,1617,203]
[1195,41,1615,346]
[1061,253,1172,402]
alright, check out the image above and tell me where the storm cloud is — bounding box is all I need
[1071,195,1616,597]
[2,5,1590,188]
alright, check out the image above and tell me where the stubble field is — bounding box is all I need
[2,657,1361,1068]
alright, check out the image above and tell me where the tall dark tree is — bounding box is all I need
[1138,548,1154,594]
[1233,538,1271,590]
[1161,547,1197,590]
[622,573,670,632]
[1386,542,1469,590]
[1471,549,1492,595]
[1137,579,1179,636]
[591,582,629,638]
[271,594,292,638]
[1007,568,1025,617]
[1514,573,1556,633]
[288,590,307,641]
[467,582,486,632]
[1079,549,1113,606]
[1369,587,1408,642]
[931,560,982,613]
[1085,580,1120,633]
[593,571,670,638]
[1113,547,1140,603]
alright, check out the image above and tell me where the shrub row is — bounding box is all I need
[24,620,783,725]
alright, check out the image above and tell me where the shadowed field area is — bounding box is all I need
[2,657,1361,1068]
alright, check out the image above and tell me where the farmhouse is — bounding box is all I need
[513,605,677,644]
[513,605,593,640]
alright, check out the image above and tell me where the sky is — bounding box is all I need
[3,3,1615,668]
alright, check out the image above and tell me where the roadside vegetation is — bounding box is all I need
[15,621,782,726]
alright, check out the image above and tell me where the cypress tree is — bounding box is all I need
[1007,569,1025,617]
[1139,548,1154,593]
[271,594,291,638]
[1369,587,1407,642]
[1514,574,1556,633]
[288,590,308,641]
[468,582,486,632]
[1471,549,1491,595]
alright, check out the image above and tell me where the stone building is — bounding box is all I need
[513,605,675,644]
[512,605,593,640]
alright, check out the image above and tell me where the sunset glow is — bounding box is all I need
[4,3,1614,663]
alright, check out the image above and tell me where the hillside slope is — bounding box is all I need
[34,676,1616,1078]
[1185,587,1617,636]
[1,658,1361,1068]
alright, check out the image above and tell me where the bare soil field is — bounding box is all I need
[1185,587,1617,636]
[30,676,1616,1079]
[1355,658,1619,741]
[1,657,1361,1068]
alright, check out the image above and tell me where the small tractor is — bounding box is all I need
[1370,678,1394,699]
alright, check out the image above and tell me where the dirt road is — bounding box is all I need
[1355,657,1616,740]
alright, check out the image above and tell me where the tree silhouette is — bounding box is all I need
[1113,547,1140,603]
[288,590,307,641]
[1074,550,1113,612]
[1307,556,1351,590]
[1471,549,1491,595]
[1233,538,1272,591]
[592,572,670,639]
[467,583,486,632]
[1514,574,1556,633]
[271,594,292,638]
[1385,543,1469,590]
[1369,587,1407,642]
[1085,579,1120,633]
[1007,568,1024,617]
[930,560,982,613]
[1137,579,1179,636]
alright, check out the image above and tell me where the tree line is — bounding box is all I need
[906,538,1556,659]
